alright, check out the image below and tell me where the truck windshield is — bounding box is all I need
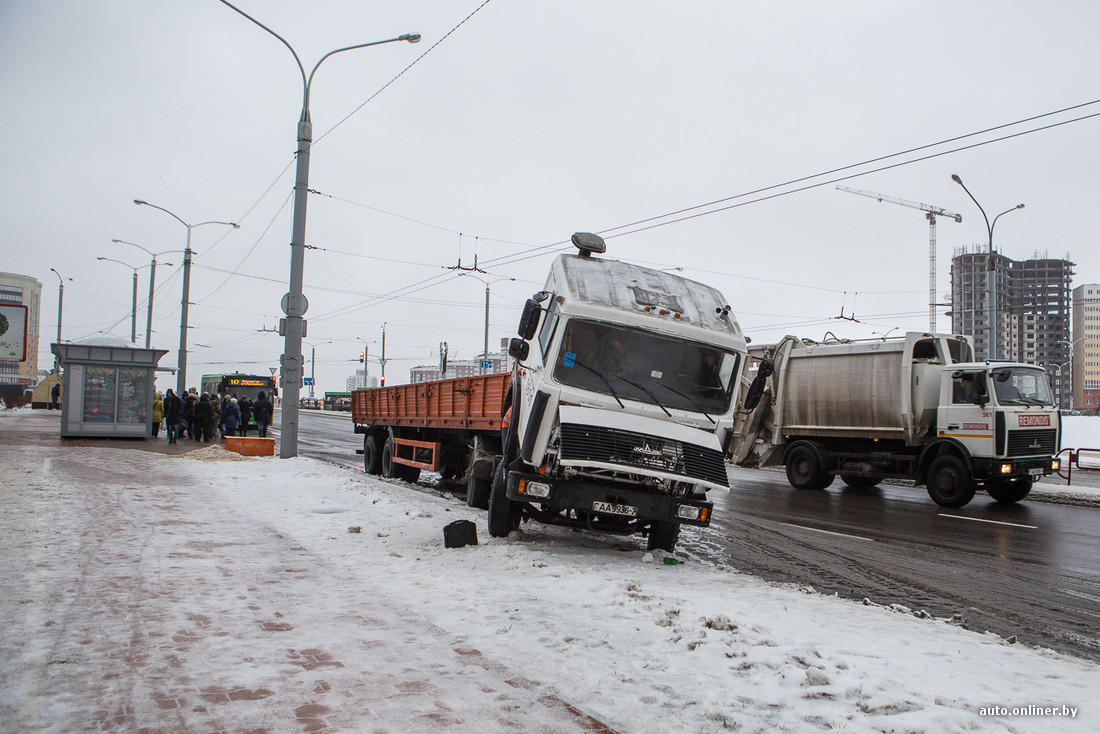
[553,318,740,414]
[990,367,1055,406]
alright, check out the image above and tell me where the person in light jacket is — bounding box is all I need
[151,392,164,437]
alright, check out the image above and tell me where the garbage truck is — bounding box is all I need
[353,232,749,550]
[730,332,1060,507]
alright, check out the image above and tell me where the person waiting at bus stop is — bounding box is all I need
[253,391,273,438]
[223,398,241,437]
[239,394,253,436]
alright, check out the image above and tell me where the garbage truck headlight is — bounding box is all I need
[1052,459,1060,471]
[676,505,702,521]
[999,462,1014,475]
[519,480,550,498]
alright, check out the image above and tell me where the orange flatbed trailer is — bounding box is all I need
[352,373,509,474]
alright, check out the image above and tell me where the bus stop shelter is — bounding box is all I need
[51,337,169,438]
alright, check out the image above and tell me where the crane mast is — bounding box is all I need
[836,186,963,331]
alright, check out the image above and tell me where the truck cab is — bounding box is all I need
[931,362,1060,502]
[492,233,748,550]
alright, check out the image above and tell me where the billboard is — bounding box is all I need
[0,304,28,362]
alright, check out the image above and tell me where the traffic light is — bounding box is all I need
[359,351,365,363]
[380,375,385,386]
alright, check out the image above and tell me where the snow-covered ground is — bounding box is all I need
[2,409,1097,733]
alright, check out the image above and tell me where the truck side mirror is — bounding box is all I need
[508,338,530,362]
[742,359,774,412]
[517,299,541,340]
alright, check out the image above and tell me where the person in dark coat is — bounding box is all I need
[223,398,241,437]
[183,392,197,440]
[238,395,253,437]
[50,381,61,410]
[164,389,183,444]
[194,393,214,442]
[253,391,273,438]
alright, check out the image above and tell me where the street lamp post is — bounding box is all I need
[133,201,238,394]
[113,239,183,348]
[221,0,419,458]
[95,257,141,343]
[1058,338,1085,411]
[460,273,515,374]
[49,268,72,374]
[951,174,1024,361]
[304,340,331,399]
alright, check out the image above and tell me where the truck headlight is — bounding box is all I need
[519,479,550,498]
[1052,459,1060,471]
[999,463,1014,475]
[676,505,707,522]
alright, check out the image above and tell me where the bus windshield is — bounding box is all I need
[552,318,740,415]
[990,367,1055,407]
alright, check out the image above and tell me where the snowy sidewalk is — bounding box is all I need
[0,411,614,733]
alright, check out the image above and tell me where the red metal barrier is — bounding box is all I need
[1055,447,1100,484]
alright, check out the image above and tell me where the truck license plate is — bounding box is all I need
[1029,468,1044,478]
[592,501,637,517]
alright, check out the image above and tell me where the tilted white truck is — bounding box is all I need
[730,332,1061,507]
[493,233,749,550]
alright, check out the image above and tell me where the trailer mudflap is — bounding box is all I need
[505,470,713,527]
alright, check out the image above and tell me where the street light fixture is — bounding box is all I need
[459,273,516,374]
[951,174,1024,361]
[221,0,419,458]
[95,256,141,344]
[49,268,72,374]
[132,200,238,394]
[113,239,184,349]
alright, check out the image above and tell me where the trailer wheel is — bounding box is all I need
[647,521,680,553]
[381,437,401,479]
[487,460,522,537]
[466,471,491,509]
[363,435,383,475]
[841,474,879,490]
[986,478,1033,504]
[926,455,976,507]
[786,442,833,490]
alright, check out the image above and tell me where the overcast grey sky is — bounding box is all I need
[4,0,1098,393]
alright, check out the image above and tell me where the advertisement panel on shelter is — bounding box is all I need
[0,304,29,362]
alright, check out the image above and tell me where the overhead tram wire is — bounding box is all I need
[300,100,1100,326]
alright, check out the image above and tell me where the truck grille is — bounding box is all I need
[559,423,728,487]
[1006,429,1058,457]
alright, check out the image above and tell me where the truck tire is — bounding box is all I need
[647,521,680,553]
[841,474,879,490]
[466,471,491,509]
[986,478,1033,504]
[363,435,383,475]
[487,460,522,537]
[926,455,976,507]
[786,442,833,490]
[381,437,401,479]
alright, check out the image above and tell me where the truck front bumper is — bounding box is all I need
[506,470,713,527]
[984,457,1061,481]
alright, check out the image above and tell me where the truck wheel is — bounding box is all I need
[786,443,833,490]
[363,435,383,475]
[647,521,680,553]
[926,455,976,507]
[467,471,491,509]
[381,437,401,479]
[841,475,879,490]
[986,478,1033,504]
[487,460,521,537]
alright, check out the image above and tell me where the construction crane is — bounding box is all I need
[837,185,963,332]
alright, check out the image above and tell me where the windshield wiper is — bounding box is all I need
[650,381,716,424]
[569,357,625,408]
[605,373,673,418]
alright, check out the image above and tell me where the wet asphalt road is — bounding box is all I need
[287,409,1100,662]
